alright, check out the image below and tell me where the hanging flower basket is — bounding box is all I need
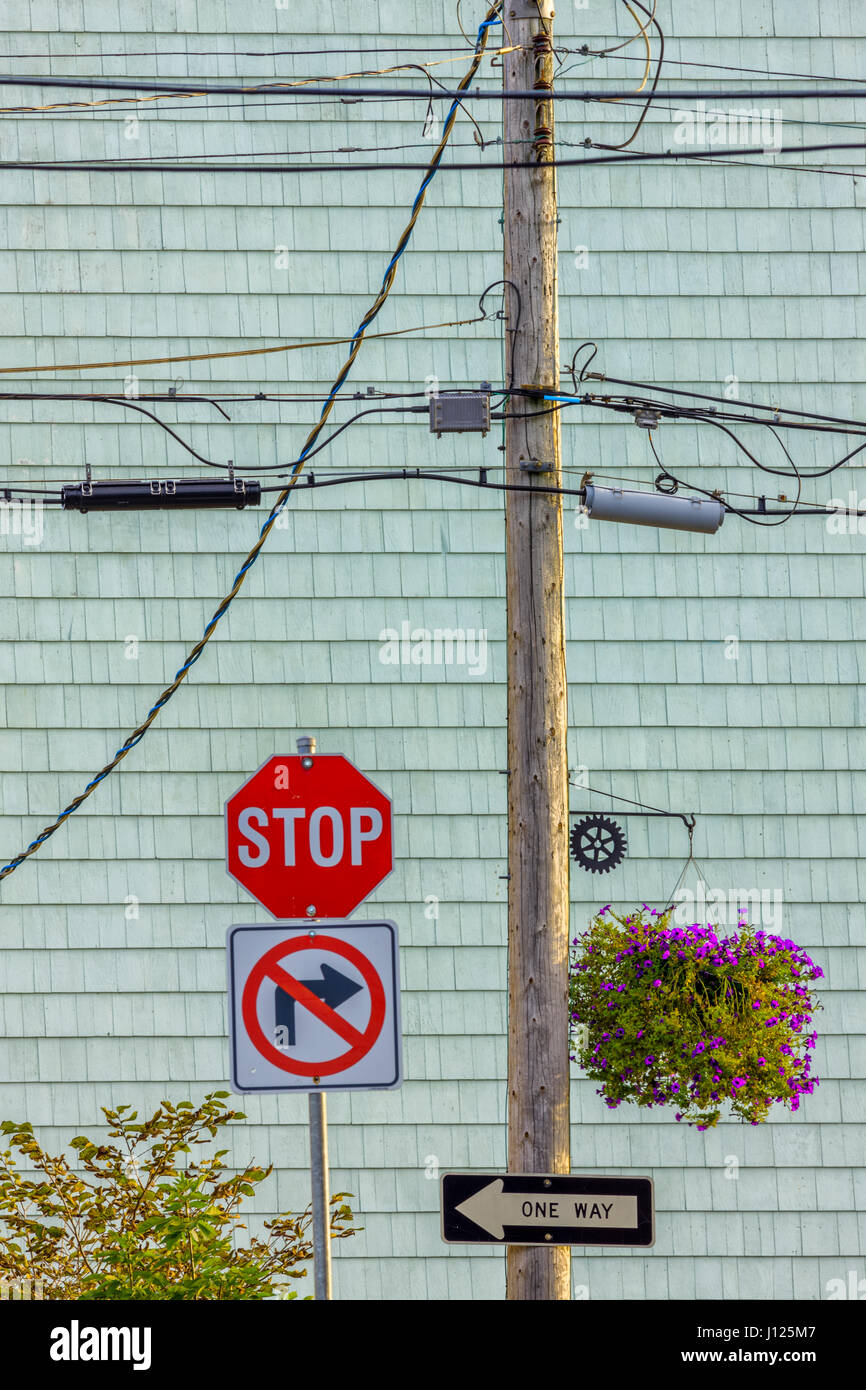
[568,906,823,1129]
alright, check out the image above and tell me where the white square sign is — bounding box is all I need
[226,920,403,1094]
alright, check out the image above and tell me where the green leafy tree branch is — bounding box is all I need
[0,1092,356,1300]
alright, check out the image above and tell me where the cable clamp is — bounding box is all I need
[165,479,176,496]
[634,408,660,431]
[519,458,553,473]
[149,479,161,496]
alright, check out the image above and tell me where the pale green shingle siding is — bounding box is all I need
[0,2,863,1299]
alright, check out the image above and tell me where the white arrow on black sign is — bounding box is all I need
[441,1173,654,1247]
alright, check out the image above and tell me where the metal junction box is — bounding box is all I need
[429,392,491,438]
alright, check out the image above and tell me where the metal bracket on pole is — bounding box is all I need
[507,1,555,17]
[297,732,331,1300]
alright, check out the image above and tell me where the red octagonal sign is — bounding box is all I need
[225,755,393,920]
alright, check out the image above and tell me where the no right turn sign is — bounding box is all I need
[226,920,402,1094]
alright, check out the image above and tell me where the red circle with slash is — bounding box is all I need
[241,934,386,1077]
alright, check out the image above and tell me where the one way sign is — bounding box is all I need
[441,1173,654,1247]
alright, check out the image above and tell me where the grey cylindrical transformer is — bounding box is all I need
[583,484,726,534]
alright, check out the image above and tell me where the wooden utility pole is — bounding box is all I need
[502,0,571,1301]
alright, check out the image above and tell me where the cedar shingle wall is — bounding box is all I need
[0,2,864,1299]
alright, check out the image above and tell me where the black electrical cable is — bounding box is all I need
[5,41,864,83]
[0,43,498,60]
[3,77,866,99]
[0,93,466,121]
[569,343,598,393]
[582,375,866,433]
[5,384,865,434]
[263,399,578,478]
[589,0,655,57]
[0,389,233,419]
[677,412,866,481]
[491,404,565,421]
[478,278,522,399]
[0,391,231,465]
[573,93,866,138]
[0,486,62,496]
[647,434,802,528]
[571,47,866,86]
[10,96,864,154]
[4,139,863,175]
[592,0,665,153]
[406,61,489,147]
[0,386,468,405]
[0,401,439,484]
[12,466,858,521]
[669,475,803,526]
[592,395,866,439]
[253,404,430,471]
[252,467,857,519]
[262,468,586,497]
[79,396,226,466]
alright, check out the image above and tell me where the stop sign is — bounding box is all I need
[225,755,393,919]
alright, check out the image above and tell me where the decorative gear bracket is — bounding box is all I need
[570,815,627,874]
[569,780,696,876]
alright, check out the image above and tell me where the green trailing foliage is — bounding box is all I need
[0,1092,356,1300]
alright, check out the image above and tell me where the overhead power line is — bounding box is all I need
[0,76,865,100]
[3,140,865,175]
[0,44,492,59]
[0,314,487,377]
[578,375,866,433]
[0,2,506,883]
[3,41,863,85]
[570,47,866,85]
[8,466,850,520]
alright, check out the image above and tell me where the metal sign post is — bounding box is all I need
[224,736,402,1303]
[308,1091,332,1300]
